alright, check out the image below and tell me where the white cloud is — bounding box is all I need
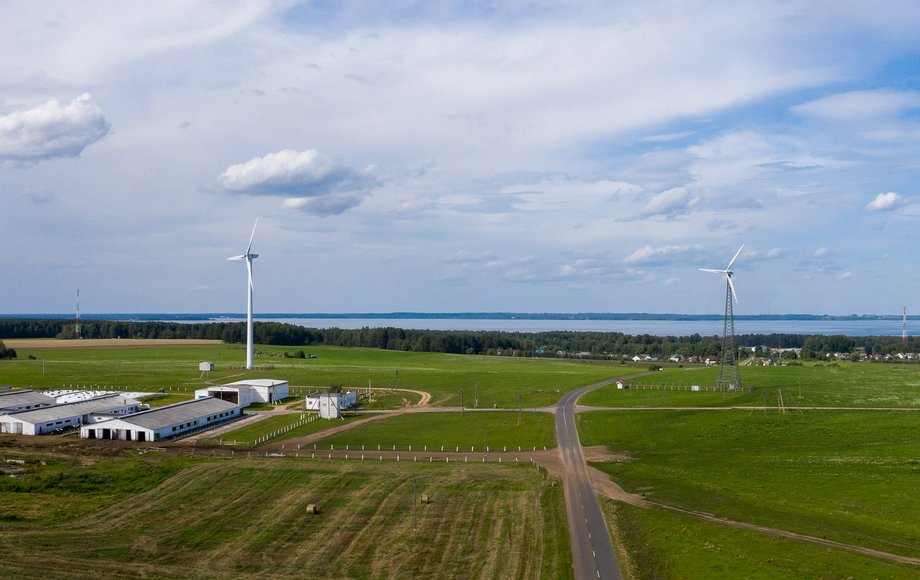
[0,93,109,163]
[624,244,698,265]
[636,187,698,218]
[866,191,903,212]
[218,149,378,216]
[793,89,920,122]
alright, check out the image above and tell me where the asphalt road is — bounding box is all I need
[556,378,623,580]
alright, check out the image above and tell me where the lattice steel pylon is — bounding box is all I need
[699,245,745,391]
[718,276,741,390]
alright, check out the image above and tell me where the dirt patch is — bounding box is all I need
[582,445,632,463]
[3,338,222,350]
[588,466,646,507]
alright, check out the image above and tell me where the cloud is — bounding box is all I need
[866,191,903,212]
[217,149,379,215]
[0,93,109,163]
[793,89,920,122]
[635,187,698,218]
[624,244,699,265]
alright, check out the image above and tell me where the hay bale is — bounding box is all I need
[420,494,430,504]
[306,504,318,514]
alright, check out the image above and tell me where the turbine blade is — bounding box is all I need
[246,218,259,255]
[698,268,724,274]
[227,255,245,261]
[727,274,739,303]
[726,243,745,271]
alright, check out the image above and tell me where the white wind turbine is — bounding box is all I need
[699,244,744,390]
[228,219,259,370]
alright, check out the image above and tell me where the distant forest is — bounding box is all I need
[1,319,918,360]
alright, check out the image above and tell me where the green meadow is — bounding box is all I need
[579,410,920,566]
[316,411,558,451]
[581,362,920,407]
[1,342,627,407]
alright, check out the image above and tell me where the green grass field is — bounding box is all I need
[580,362,920,408]
[317,411,557,451]
[0,445,572,579]
[604,500,918,579]
[1,342,628,408]
[579,409,920,564]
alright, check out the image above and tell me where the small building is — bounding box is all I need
[81,397,241,442]
[218,379,288,403]
[0,389,56,413]
[307,391,357,419]
[195,385,254,408]
[199,361,214,372]
[0,395,144,436]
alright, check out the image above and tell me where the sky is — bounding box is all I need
[2,1,920,316]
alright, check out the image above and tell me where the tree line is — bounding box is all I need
[1,319,918,360]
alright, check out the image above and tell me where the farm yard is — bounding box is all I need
[2,338,920,578]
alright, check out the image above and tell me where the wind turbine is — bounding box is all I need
[699,244,744,390]
[228,219,259,370]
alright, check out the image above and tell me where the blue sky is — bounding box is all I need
[1,1,919,315]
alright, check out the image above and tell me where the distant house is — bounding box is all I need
[687,355,701,364]
[632,354,652,362]
[704,356,719,366]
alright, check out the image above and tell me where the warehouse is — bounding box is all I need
[0,389,56,413]
[196,379,288,405]
[81,397,241,442]
[0,395,144,435]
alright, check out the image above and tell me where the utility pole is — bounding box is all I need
[413,481,417,533]
[517,394,522,426]
[460,388,464,414]
[474,382,479,408]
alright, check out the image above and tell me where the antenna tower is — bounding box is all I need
[902,306,908,347]
[75,289,82,339]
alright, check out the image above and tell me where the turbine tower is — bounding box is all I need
[699,244,744,390]
[228,219,259,370]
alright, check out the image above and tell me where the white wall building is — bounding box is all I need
[0,389,56,413]
[306,391,357,419]
[81,397,241,442]
[218,379,288,403]
[194,385,254,408]
[0,395,144,436]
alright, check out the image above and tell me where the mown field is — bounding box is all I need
[0,341,627,408]
[580,362,920,408]
[580,409,920,576]
[0,444,572,579]
[316,411,557,451]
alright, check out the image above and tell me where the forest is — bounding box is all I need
[1,318,918,360]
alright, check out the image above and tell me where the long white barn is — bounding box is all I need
[81,397,241,442]
[0,389,56,413]
[0,395,144,435]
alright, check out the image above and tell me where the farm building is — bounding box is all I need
[196,379,288,405]
[306,391,357,419]
[81,397,241,442]
[194,384,254,408]
[0,395,145,436]
[0,389,56,413]
[199,361,214,372]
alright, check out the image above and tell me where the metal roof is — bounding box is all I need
[116,397,238,430]
[224,379,287,388]
[2,394,141,424]
[0,389,55,411]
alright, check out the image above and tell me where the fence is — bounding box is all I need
[217,414,319,447]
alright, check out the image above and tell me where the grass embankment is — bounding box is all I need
[317,411,557,451]
[603,499,918,579]
[579,410,920,572]
[0,342,628,408]
[580,362,920,407]
[0,445,572,579]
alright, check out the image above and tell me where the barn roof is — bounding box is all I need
[115,397,238,430]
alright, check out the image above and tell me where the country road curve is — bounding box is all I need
[556,372,653,580]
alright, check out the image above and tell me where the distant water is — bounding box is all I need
[193,317,909,337]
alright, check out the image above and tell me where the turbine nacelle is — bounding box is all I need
[698,244,744,302]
